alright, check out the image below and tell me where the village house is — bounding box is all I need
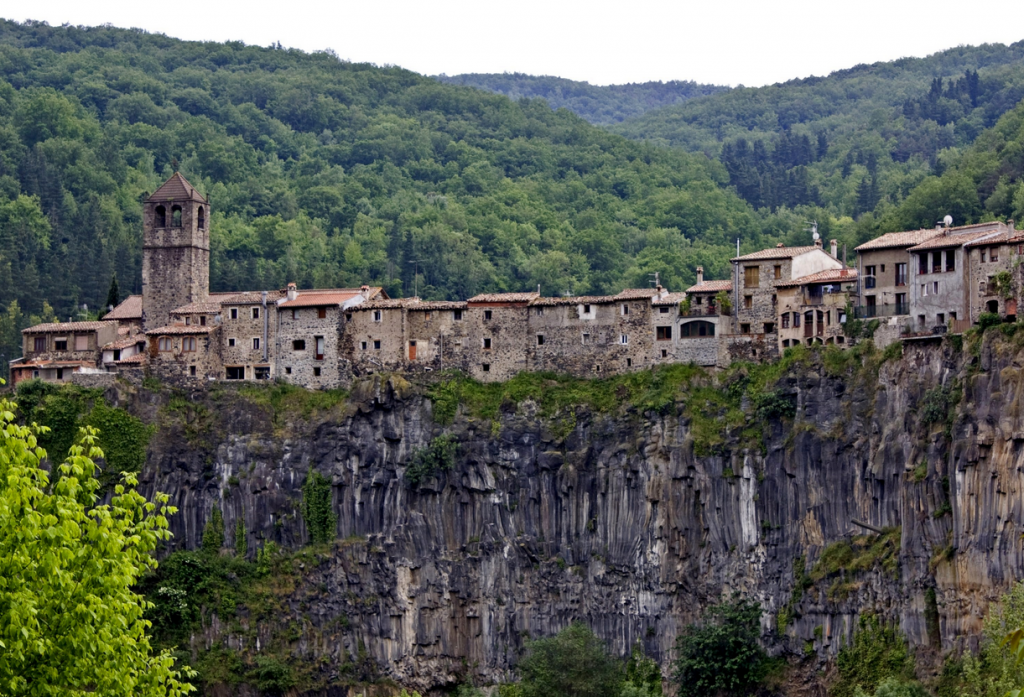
[906,221,1012,335]
[11,321,119,385]
[680,268,729,367]
[963,223,1020,322]
[853,228,942,322]
[776,268,857,349]
[220,291,283,381]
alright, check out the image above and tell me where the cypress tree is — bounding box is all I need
[105,274,119,312]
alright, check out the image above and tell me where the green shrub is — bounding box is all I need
[301,469,337,544]
[405,433,459,486]
[882,341,903,362]
[832,615,915,697]
[672,599,771,697]
[249,655,295,694]
[202,505,225,555]
[235,517,247,557]
[753,389,795,421]
[625,641,663,696]
[518,623,623,697]
[979,312,1003,330]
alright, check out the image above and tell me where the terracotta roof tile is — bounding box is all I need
[467,292,540,304]
[114,354,147,365]
[775,268,858,288]
[221,290,286,304]
[731,245,825,262]
[685,280,732,293]
[278,288,384,309]
[615,288,662,299]
[854,229,943,251]
[530,295,619,306]
[408,301,467,311]
[909,227,1007,251]
[104,295,142,320]
[145,324,215,335]
[22,321,112,334]
[963,227,1019,247]
[16,359,95,369]
[147,172,208,203]
[103,335,147,350]
[352,298,420,310]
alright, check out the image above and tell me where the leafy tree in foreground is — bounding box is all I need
[0,388,194,696]
[672,598,769,697]
[518,622,623,697]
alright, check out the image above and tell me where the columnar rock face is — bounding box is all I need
[127,334,1024,692]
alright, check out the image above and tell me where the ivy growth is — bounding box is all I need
[202,505,225,555]
[405,433,459,487]
[301,470,337,544]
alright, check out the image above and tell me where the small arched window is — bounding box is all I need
[171,205,182,227]
[154,205,166,227]
[197,206,205,229]
[681,321,715,337]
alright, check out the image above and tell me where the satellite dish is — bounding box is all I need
[943,215,954,227]
[812,231,820,241]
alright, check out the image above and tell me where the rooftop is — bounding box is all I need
[22,321,111,334]
[104,295,142,321]
[908,226,1008,251]
[278,287,384,309]
[652,292,688,306]
[731,245,826,262]
[145,324,215,335]
[615,288,663,299]
[147,172,208,203]
[171,301,223,315]
[685,279,732,293]
[775,268,858,288]
[467,292,541,304]
[854,229,944,251]
[221,290,286,305]
[103,335,147,350]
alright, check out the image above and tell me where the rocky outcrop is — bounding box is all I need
[125,333,1024,692]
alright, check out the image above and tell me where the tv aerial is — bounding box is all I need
[807,220,819,241]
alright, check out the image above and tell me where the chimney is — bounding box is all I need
[360,284,371,298]
[696,266,704,284]
[286,283,298,302]
[830,239,838,258]
[1009,219,1016,232]
[936,223,943,231]
[776,243,786,248]
[814,238,823,248]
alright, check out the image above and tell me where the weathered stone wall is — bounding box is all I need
[527,299,651,375]
[148,328,221,383]
[462,305,530,382]
[733,258,790,334]
[967,244,1015,322]
[142,198,210,331]
[221,302,273,378]
[343,307,409,375]
[127,334,1024,693]
[276,306,344,389]
[909,247,965,330]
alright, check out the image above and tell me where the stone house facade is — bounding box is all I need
[964,227,1021,322]
[11,321,119,385]
[145,324,220,382]
[854,229,941,321]
[776,269,857,349]
[220,291,283,381]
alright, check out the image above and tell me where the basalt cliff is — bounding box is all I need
[111,332,1024,695]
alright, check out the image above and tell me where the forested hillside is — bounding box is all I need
[612,42,1024,219]
[434,73,729,125]
[0,20,792,376]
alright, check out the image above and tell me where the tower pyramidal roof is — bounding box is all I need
[147,172,208,203]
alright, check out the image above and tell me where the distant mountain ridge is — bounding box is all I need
[434,72,729,125]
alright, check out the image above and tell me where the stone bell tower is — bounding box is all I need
[141,172,210,330]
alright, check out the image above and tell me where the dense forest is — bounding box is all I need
[611,43,1024,219]
[434,73,729,125]
[0,20,1023,379]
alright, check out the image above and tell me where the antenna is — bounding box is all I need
[648,272,661,288]
[806,220,819,241]
[408,260,422,298]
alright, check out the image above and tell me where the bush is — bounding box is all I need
[672,599,770,697]
[202,505,224,555]
[301,469,337,544]
[978,312,1003,330]
[518,623,623,697]
[832,616,915,697]
[405,433,459,486]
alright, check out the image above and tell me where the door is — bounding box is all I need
[804,311,813,337]
[409,341,417,360]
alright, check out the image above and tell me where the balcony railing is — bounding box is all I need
[681,306,720,318]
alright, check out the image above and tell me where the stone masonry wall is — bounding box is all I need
[275,306,344,389]
[142,198,209,331]
[221,302,273,378]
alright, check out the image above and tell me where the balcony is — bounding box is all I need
[854,303,909,319]
[681,306,720,318]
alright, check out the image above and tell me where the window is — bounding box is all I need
[54,339,67,351]
[921,283,928,297]
[252,337,260,350]
[656,326,672,341]
[154,205,166,227]
[313,367,321,377]
[56,368,64,380]
[425,312,432,320]
[950,311,957,320]
[991,248,999,262]
[230,308,238,320]
[113,349,121,361]
[190,366,197,377]
[895,293,908,314]
[315,336,325,360]
[621,304,629,315]
[764,323,775,333]
[582,333,591,344]
[659,307,669,314]
[933,281,939,294]
[484,310,493,320]
[919,314,926,327]
[75,335,89,351]
[620,334,628,344]
[793,313,801,328]
[774,265,782,280]
[226,367,244,380]
[346,313,352,321]
[772,294,777,306]
[583,304,591,314]
[158,337,172,351]
[744,266,760,288]
[744,295,752,309]
[537,335,545,346]
[318,307,327,319]
[197,206,205,229]
[228,338,236,347]
[171,205,182,227]
[895,263,907,287]
[782,313,790,328]
[252,307,260,320]
[680,321,714,337]
[185,316,191,326]
[292,309,300,320]
[627,358,632,367]
[981,249,987,263]
[285,367,292,375]
[373,340,381,350]
[360,341,367,350]
[33,336,45,352]
[200,316,206,326]
[946,250,956,272]
[373,310,382,322]
[483,338,492,349]
[661,349,668,358]
[453,310,463,321]
[182,337,196,352]
[482,363,490,372]
[937,313,945,325]
[536,307,544,316]
[919,253,929,274]
[255,367,270,380]
[980,280,988,294]
[865,265,876,289]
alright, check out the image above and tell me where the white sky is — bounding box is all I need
[7,0,1024,87]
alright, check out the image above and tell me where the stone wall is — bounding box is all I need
[276,306,344,389]
[966,244,1015,321]
[342,306,409,376]
[909,246,965,330]
[142,197,209,331]
[148,328,221,383]
[221,302,273,379]
[527,299,651,376]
